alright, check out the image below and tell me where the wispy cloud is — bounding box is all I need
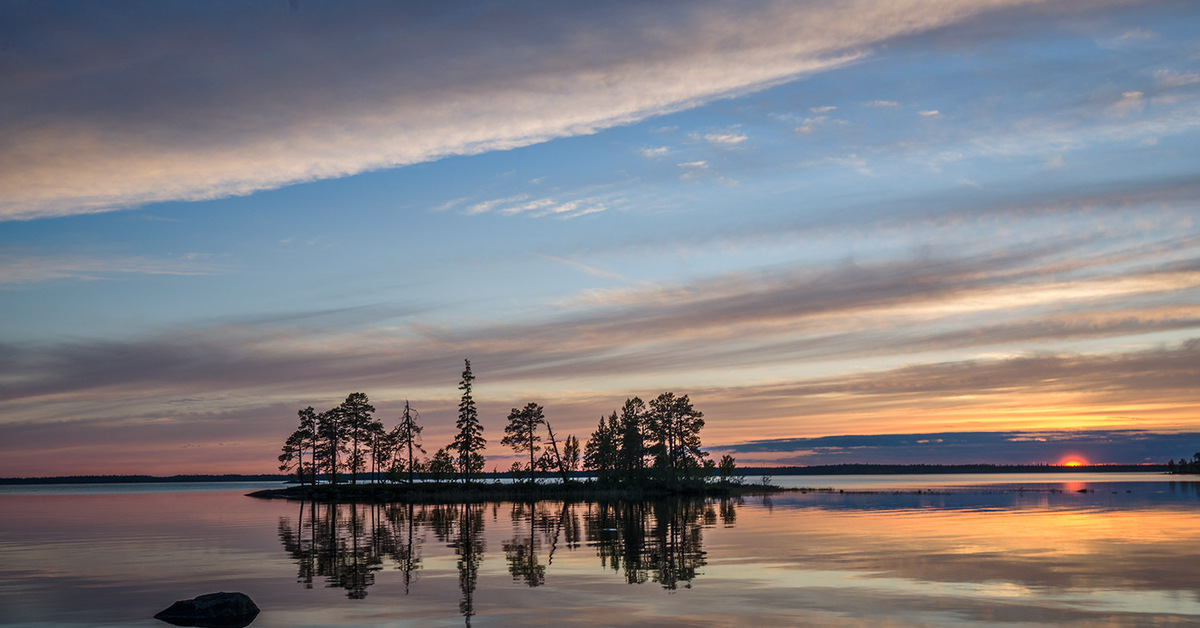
[465,195,529,215]
[499,199,556,216]
[678,160,710,180]
[462,195,609,219]
[1155,69,1200,88]
[0,0,1059,221]
[4,233,1196,425]
[535,253,628,281]
[702,131,748,146]
[719,429,1200,465]
[0,250,220,285]
[866,99,900,108]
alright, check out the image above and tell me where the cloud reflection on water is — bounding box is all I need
[3,484,1200,626]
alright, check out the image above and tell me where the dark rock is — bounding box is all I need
[154,592,260,627]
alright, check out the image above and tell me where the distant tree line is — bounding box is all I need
[1167,453,1200,474]
[279,359,739,489]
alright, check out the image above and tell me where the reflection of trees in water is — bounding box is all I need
[277,501,423,599]
[587,498,731,590]
[503,501,584,587]
[450,503,485,626]
[278,497,741,611]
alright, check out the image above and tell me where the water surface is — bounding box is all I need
[2,474,1199,627]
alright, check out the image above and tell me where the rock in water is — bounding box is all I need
[153,592,260,627]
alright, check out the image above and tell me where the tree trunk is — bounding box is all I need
[546,423,567,483]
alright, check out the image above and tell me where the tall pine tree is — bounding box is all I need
[451,359,486,483]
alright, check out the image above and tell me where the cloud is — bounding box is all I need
[535,253,629,281]
[792,114,849,135]
[457,194,607,219]
[719,430,1200,465]
[703,132,748,145]
[1113,91,1145,116]
[2,226,1198,474]
[0,250,219,285]
[499,198,556,216]
[678,160,710,179]
[866,100,901,107]
[918,110,940,116]
[638,146,670,158]
[1100,27,1160,49]
[465,195,529,215]
[1154,69,1200,89]
[4,234,1196,421]
[0,0,1059,220]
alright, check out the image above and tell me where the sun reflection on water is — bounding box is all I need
[3,481,1200,627]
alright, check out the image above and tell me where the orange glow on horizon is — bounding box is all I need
[1060,457,1087,467]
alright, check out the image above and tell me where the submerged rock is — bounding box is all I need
[153,592,260,627]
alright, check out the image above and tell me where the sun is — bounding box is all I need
[1060,457,1087,467]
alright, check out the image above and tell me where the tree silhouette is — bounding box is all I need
[338,392,378,485]
[368,420,391,484]
[718,454,741,485]
[279,406,319,484]
[647,392,706,489]
[584,412,620,483]
[541,421,578,482]
[617,397,648,484]
[315,408,346,484]
[429,448,455,481]
[391,399,425,484]
[562,434,581,476]
[502,402,544,483]
[451,360,486,483]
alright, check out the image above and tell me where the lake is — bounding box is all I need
[2,473,1199,627]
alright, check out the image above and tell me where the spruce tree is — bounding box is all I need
[451,359,486,482]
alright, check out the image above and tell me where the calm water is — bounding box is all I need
[3,474,1200,627]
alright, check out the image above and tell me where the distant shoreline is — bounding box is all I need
[0,464,1169,485]
[0,474,288,485]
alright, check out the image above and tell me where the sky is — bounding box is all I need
[2,0,1199,476]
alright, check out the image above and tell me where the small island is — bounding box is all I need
[252,359,777,503]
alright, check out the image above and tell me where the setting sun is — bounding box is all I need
[1060,458,1088,467]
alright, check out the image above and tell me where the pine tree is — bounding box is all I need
[617,396,647,483]
[338,392,377,484]
[584,412,620,484]
[279,406,320,485]
[315,407,346,484]
[647,392,706,488]
[503,402,545,483]
[562,435,581,475]
[451,359,486,483]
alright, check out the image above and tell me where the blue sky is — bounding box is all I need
[1,0,1198,475]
